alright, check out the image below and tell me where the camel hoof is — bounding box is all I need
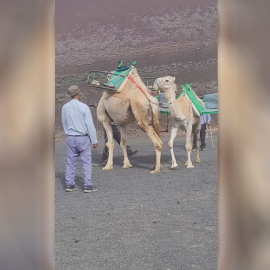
[171,164,178,169]
[186,164,194,169]
[196,159,201,163]
[184,161,188,165]
[123,163,132,169]
[150,169,160,174]
[102,166,113,171]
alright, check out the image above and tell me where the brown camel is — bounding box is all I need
[96,67,163,173]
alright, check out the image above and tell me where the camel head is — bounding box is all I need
[153,76,176,93]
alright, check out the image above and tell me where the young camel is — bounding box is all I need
[96,67,163,173]
[153,76,201,169]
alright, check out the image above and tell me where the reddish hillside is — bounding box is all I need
[55,0,217,133]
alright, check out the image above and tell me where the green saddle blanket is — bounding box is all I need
[178,84,218,115]
[107,66,132,89]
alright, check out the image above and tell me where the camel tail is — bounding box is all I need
[149,99,161,137]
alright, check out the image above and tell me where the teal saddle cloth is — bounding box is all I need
[204,93,218,110]
[107,66,132,89]
[202,93,218,114]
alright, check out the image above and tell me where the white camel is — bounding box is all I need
[153,76,201,169]
[97,67,163,173]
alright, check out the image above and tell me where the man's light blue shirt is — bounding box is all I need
[201,114,211,125]
[61,99,98,144]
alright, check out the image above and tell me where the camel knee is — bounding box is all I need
[106,141,114,150]
[138,123,148,133]
[120,139,127,148]
[168,141,173,149]
[153,142,162,151]
[155,140,163,151]
[185,143,192,151]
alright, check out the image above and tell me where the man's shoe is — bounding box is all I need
[127,150,138,158]
[201,148,206,151]
[66,185,78,192]
[84,186,98,193]
[192,148,196,152]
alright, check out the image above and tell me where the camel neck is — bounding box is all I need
[165,87,176,104]
[165,87,186,121]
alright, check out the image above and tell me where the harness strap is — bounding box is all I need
[128,75,158,105]
[128,75,152,96]
[174,116,188,123]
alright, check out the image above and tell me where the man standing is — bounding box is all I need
[62,85,98,193]
[193,113,211,151]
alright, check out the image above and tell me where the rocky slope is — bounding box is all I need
[55,0,218,134]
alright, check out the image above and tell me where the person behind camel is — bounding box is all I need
[192,94,211,151]
[193,113,211,151]
[101,122,138,163]
[61,85,98,193]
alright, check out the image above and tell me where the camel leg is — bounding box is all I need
[130,101,162,173]
[146,127,163,174]
[185,124,194,168]
[102,122,114,171]
[193,118,201,163]
[193,126,201,163]
[118,124,132,169]
[97,92,114,170]
[168,125,179,169]
[195,132,201,163]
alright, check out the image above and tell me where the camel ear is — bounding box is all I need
[173,76,175,82]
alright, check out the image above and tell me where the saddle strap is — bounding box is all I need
[128,75,152,96]
[128,76,157,105]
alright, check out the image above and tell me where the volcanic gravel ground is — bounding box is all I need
[55,133,218,270]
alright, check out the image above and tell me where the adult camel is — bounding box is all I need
[96,67,163,173]
[153,76,201,169]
